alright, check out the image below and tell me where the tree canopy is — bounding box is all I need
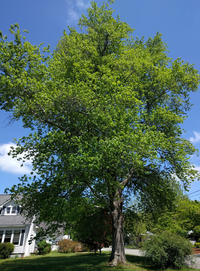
[0,1,199,265]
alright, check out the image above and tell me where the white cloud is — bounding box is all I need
[189,131,200,144]
[194,165,200,172]
[66,0,90,24]
[67,7,79,23]
[0,143,32,175]
[76,0,90,9]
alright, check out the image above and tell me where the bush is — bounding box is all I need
[141,231,193,269]
[37,240,51,255]
[58,239,82,253]
[0,243,15,259]
[193,225,200,241]
[195,242,200,248]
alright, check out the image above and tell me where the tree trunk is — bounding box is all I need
[109,188,126,266]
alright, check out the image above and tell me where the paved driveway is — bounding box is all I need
[102,248,200,269]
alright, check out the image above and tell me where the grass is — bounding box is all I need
[0,251,197,271]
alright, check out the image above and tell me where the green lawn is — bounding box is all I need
[0,251,197,271]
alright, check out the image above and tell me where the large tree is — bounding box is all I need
[0,1,200,265]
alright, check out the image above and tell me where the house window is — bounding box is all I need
[0,229,25,245]
[13,230,21,245]
[1,206,20,215]
[6,207,11,214]
[0,231,3,243]
[4,230,12,243]
[20,230,25,246]
[12,207,16,214]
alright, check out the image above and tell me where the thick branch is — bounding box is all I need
[120,168,135,188]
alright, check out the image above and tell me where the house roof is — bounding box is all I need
[0,194,22,206]
[0,214,31,226]
[0,194,11,206]
[0,194,31,226]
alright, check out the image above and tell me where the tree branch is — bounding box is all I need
[120,168,135,188]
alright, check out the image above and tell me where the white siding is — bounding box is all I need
[28,224,37,254]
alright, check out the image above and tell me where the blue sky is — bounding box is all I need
[0,0,200,199]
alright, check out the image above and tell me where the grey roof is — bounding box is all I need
[0,214,31,226]
[0,194,22,206]
[0,194,11,206]
[0,194,31,226]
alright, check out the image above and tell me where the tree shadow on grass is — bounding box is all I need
[0,252,127,271]
[126,255,154,270]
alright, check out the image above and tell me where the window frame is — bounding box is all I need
[1,205,20,215]
[0,229,26,246]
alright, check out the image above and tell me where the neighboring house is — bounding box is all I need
[0,194,69,257]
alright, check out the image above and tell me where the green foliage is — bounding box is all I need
[193,225,200,241]
[37,240,51,255]
[124,205,148,245]
[137,242,144,248]
[0,243,15,259]
[175,199,200,231]
[146,197,200,235]
[142,231,193,269]
[58,239,82,253]
[72,208,112,250]
[0,1,200,262]
[176,228,188,238]
[194,242,200,248]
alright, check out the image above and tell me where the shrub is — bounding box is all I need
[58,239,81,253]
[37,240,51,255]
[195,242,200,248]
[141,231,193,269]
[0,243,15,259]
[193,225,200,241]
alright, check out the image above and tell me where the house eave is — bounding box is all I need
[0,224,29,228]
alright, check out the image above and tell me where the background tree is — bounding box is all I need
[175,198,200,231]
[0,1,200,266]
[124,205,149,246]
[150,197,200,234]
[193,225,200,241]
[72,207,112,253]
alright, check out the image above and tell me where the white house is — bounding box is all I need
[0,194,69,257]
